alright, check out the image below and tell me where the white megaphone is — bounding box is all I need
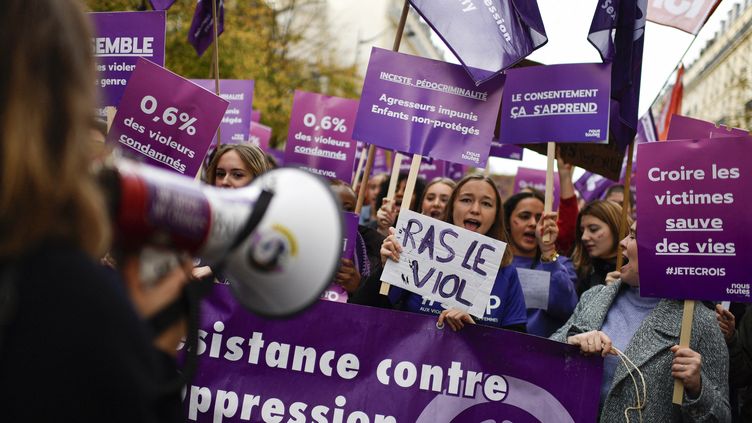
[103,159,342,317]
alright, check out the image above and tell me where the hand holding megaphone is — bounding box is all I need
[101,159,343,317]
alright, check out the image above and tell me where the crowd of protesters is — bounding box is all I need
[1,0,749,422]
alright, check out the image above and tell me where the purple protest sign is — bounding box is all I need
[667,114,749,140]
[266,148,285,167]
[90,11,166,112]
[636,137,752,301]
[284,90,359,182]
[445,162,467,180]
[489,139,524,160]
[106,58,228,176]
[354,143,390,176]
[184,284,602,422]
[149,0,175,10]
[408,0,547,85]
[249,122,272,151]
[399,157,446,182]
[250,109,261,123]
[191,79,254,146]
[500,63,611,144]
[514,167,560,211]
[352,48,503,167]
[321,212,360,303]
[188,0,224,57]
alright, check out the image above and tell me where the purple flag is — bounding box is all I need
[149,0,175,10]
[185,285,603,422]
[408,0,547,85]
[588,0,648,150]
[188,0,224,57]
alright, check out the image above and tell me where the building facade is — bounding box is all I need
[683,0,752,129]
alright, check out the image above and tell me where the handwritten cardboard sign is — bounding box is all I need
[381,210,506,316]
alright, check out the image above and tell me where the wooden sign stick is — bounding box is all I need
[672,299,695,404]
[211,0,222,147]
[616,140,635,270]
[543,142,555,243]
[380,153,422,295]
[105,106,117,132]
[354,145,376,214]
[352,145,368,190]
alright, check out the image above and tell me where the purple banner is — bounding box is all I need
[107,58,228,176]
[408,0,547,85]
[321,212,360,303]
[184,284,602,422]
[90,11,166,112]
[284,90,359,182]
[352,48,503,168]
[188,0,224,57]
[636,137,752,301]
[191,79,254,146]
[500,63,612,144]
[489,140,523,160]
[445,162,467,180]
[514,167,560,211]
[249,122,272,151]
[399,157,447,182]
[149,0,175,10]
[667,114,749,141]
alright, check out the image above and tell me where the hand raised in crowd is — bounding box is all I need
[438,308,475,332]
[121,255,193,356]
[335,258,361,294]
[605,270,621,285]
[376,198,397,236]
[671,345,703,397]
[191,265,214,281]
[567,330,616,357]
[715,304,736,344]
[380,227,402,266]
[536,211,559,257]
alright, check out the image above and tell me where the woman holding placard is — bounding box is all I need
[380,174,527,332]
[551,222,730,421]
[373,172,425,237]
[571,200,624,297]
[503,191,578,337]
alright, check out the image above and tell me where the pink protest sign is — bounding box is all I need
[251,109,261,122]
[636,137,752,301]
[284,90,359,182]
[249,122,272,151]
[667,114,749,140]
[106,58,228,176]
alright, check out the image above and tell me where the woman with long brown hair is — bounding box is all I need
[0,1,188,420]
[570,200,626,296]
